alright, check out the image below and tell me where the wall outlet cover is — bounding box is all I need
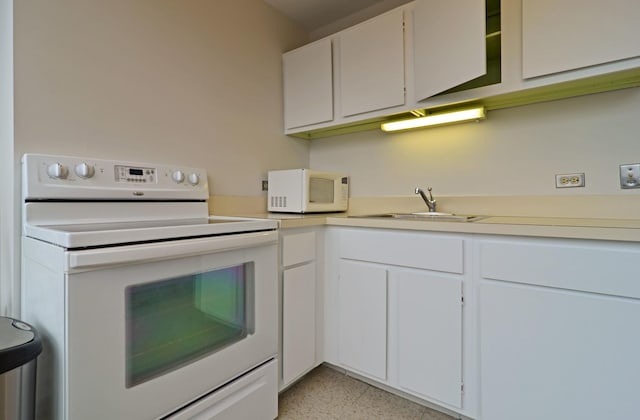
[555,173,585,188]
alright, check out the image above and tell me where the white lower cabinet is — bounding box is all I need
[318,226,640,419]
[325,227,474,418]
[394,269,462,409]
[282,263,316,385]
[478,237,640,420]
[279,228,322,389]
[338,260,388,380]
[337,261,464,404]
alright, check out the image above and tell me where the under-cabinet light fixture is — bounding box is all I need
[381,106,486,132]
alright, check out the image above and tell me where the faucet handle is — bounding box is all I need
[427,186,434,202]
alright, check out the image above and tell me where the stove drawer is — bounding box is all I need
[168,360,277,420]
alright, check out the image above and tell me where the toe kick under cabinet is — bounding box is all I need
[324,227,478,419]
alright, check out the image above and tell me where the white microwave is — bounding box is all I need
[267,169,349,213]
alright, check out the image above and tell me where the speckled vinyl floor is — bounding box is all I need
[277,365,457,420]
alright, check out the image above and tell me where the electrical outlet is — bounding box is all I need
[620,163,640,189]
[555,173,585,188]
[261,180,269,191]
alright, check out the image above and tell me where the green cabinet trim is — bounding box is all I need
[289,67,640,140]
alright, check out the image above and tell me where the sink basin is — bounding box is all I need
[349,213,482,222]
[394,212,478,221]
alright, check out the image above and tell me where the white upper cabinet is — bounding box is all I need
[283,38,333,130]
[282,0,639,138]
[338,8,405,117]
[522,0,640,79]
[413,0,487,101]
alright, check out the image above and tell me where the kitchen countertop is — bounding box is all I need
[231,212,640,242]
[327,215,640,242]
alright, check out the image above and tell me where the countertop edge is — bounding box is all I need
[219,213,640,242]
[323,216,640,242]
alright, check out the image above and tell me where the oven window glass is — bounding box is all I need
[125,262,255,387]
[309,177,334,203]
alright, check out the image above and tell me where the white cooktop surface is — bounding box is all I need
[25,216,278,249]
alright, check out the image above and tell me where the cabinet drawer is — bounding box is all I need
[340,229,464,274]
[480,239,640,298]
[282,231,316,267]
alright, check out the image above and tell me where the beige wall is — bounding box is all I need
[310,87,640,199]
[13,0,309,197]
[309,0,412,40]
[1,0,16,317]
[1,3,17,417]
[7,2,307,417]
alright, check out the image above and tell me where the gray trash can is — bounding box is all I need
[0,317,42,420]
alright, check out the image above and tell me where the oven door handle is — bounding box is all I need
[66,230,278,270]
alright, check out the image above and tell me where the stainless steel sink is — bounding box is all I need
[349,212,483,222]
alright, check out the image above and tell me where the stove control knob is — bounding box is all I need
[187,173,200,186]
[47,163,69,179]
[172,170,185,183]
[74,162,95,179]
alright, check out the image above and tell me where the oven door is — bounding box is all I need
[64,231,278,419]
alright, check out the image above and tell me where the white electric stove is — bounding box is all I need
[21,153,279,420]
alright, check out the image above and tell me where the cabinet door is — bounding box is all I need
[339,9,405,117]
[480,280,640,420]
[395,270,462,408]
[413,0,486,101]
[338,260,387,380]
[522,0,640,79]
[282,263,316,385]
[283,39,333,129]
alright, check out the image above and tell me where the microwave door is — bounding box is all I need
[308,177,334,205]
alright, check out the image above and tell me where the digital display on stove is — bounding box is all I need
[115,165,156,183]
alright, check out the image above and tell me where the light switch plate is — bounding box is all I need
[620,164,640,189]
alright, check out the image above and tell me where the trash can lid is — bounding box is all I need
[0,317,42,374]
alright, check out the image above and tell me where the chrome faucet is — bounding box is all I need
[415,186,437,212]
